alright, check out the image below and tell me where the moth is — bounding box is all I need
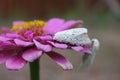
[53,28,100,71]
[53,28,91,46]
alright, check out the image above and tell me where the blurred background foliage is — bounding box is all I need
[0,0,120,80]
[0,0,120,28]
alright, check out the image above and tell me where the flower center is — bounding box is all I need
[12,20,46,36]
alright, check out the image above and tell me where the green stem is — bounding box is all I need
[29,59,40,80]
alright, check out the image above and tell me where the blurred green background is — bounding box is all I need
[0,0,120,80]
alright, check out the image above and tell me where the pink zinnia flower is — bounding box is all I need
[0,18,93,70]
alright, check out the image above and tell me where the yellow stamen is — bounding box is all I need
[12,20,46,31]
[12,20,47,36]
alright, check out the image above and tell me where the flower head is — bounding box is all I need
[0,18,93,70]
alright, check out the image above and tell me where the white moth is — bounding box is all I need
[53,28,100,71]
[53,28,91,46]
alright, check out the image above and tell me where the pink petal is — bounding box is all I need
[56,20,75,30]
[43,18,64,35]
[13,21,24,25]
[14,39,33,47]
[33,39,52,52]
[0,52,13,64]
[71,46,84,52]
[39,36,53,41]
[24,30,34,39]
[48,41,68,49]
[0,55,6,64]
[0,41,15,49]
[6,33,25,40]
[82,47,92,54]
[22,48,43,62]
[71,46,92,54]
[44,18,83,35]
[58,20,83,31]
[47,51,73,70]
[6,55,26,70]
[0,36,11,41]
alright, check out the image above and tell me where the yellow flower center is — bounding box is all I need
[12,20,46,35]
